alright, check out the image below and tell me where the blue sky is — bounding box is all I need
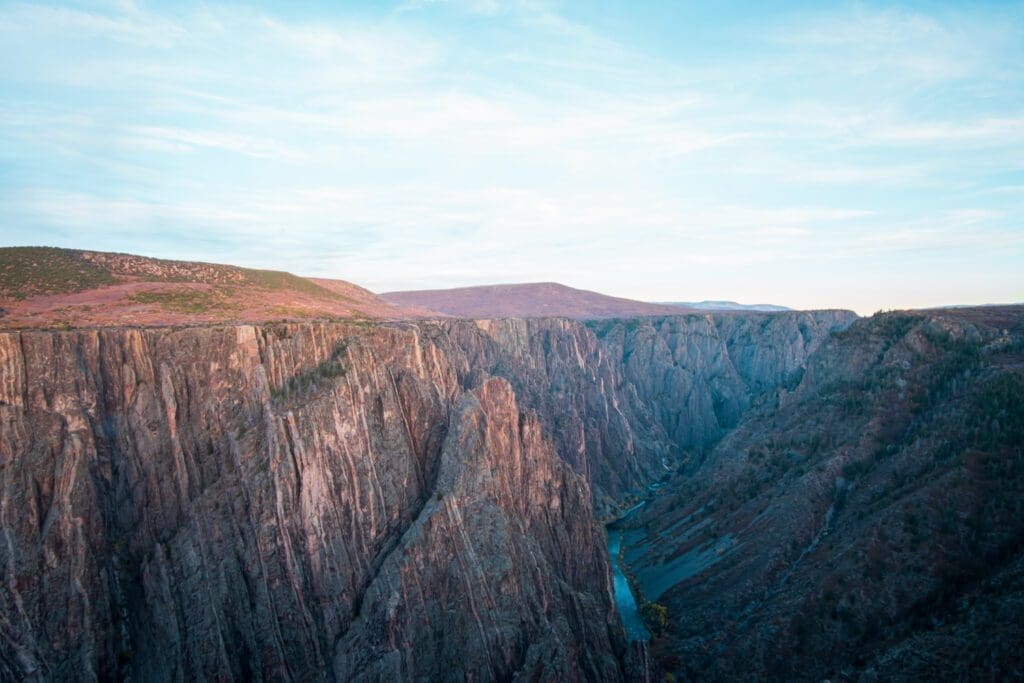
[1,0,1022,313]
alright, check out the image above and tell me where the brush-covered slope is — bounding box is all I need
[622,306,1024,681]
[382,282,689,320]
[0,247,427,328]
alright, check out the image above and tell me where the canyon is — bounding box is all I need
[2,250,1022,681]
[0,304,851,680]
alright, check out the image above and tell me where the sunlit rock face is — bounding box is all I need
[333,378,624,681]
[1,323,459,680]
[0,310,853,681]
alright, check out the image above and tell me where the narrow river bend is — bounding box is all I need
[606,502,651,642]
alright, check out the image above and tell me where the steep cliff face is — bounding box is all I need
[625,308,1024,681]
[423,318,674,513]
[408,311,853,515]
[0,310,855,680]
[1,323,450,680]
[334,378,623,680]
[589,310,856,466]
[0,321,635,681]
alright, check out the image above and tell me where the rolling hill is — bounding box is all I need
[0,247,432,328]
[382,282,693,319]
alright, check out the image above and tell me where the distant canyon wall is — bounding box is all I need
[623,310,1024,681]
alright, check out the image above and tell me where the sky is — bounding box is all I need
[1,0,1022,314]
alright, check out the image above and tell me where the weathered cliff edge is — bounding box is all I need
[0,310,853,680]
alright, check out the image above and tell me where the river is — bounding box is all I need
[606,503,651,642]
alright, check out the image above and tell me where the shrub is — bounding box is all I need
[642,602,669,636]
[272,340,349,400]
[0,246,117,298]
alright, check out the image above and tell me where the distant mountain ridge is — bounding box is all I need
[660,300,792,312]
[382,282,693,319]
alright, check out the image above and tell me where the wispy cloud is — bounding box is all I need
[397,0,501,16]
[122,125,305,160]
[0,1,186,48]
[871,117,1024,144]
[0,0,1022,313]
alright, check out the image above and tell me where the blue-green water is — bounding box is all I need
[607,530,651,641]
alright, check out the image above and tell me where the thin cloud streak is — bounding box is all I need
[0,0,1022,314]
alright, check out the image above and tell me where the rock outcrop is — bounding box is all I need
[414,311,854,515]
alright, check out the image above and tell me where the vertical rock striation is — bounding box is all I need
[590,311,856,466]
[333,378,623,680]
[1,323,460,680]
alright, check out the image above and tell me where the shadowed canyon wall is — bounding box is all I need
[623,308,1024,681]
